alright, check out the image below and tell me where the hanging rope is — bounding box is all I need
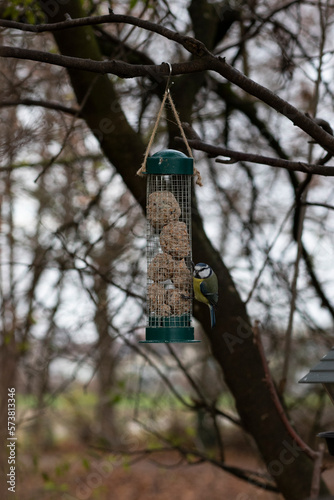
[136,63,203,187]
[136,89,169,178]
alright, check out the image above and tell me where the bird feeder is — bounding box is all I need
[299,347,334,455]
[140,149,199,343]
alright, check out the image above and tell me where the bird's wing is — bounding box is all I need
[200,282,218,307]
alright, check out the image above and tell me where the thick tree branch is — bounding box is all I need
[177,137,334,176]
[0,13,210,57]
[182,130,334,321]
[211,79,289,159]
[0,45,211,78]
[1,11,334,151]
[2,46,334,155]
[208,57,334,154]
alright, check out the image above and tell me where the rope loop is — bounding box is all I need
[136,62,203,186]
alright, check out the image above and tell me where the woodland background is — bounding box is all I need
[2,0,334,499]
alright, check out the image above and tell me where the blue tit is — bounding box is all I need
[193,263,218,328]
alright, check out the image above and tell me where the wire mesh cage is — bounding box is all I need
[140,149,200,343]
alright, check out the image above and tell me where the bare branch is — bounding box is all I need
[0,45,210,78]
[0,13,210,57]
[0,98,80,116]
[253,321,318,461]
[2,15,334,152]
[208,57,334,155]
[34,74,99,182]
[127,419,279,492]
[176,137,334,176]
[309,443,326,499]
[303,201,334,210]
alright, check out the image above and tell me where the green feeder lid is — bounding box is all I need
[146,149,193,175]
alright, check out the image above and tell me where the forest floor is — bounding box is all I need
[16,442,334,500]
[14,390,334,499]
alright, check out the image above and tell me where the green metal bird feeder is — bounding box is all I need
[299,347,334,455]
[140,149,200,343]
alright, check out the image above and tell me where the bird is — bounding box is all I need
[193,263,218,328]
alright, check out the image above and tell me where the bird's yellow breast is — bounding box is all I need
[193,277,209,305]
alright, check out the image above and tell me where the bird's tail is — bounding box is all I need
[209,304,216,328]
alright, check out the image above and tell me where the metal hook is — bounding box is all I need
[163,62,172,93]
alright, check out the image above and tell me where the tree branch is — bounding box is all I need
[129,419,279,492]
[2,14,334,153]
[176,137,334,176]
[0,13,210,57]
[253,321,318,461]
[0,45,211,78]
[208,57,334,154]
[0,98,80,116]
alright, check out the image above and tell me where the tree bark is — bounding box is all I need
[94,276,120,447]
[37,2,330,498]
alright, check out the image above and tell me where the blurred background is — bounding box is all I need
[2,0,334,498]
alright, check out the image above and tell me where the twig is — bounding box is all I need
[110,331,196,411]
[245,204,295,304]
[167,343,240,427]
[54,233,146,302]
[166,344,207,403]
[252,321,318,461]
[281,0,331,394]
[129,418,279,492]
[309,443,325,499]
[0,98,80,116]
[34,75,99,182]
[302,201,334,211]
[166,345,228,459]
[280,180,308,393]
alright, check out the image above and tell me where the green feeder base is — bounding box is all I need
[139,326,200,343]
